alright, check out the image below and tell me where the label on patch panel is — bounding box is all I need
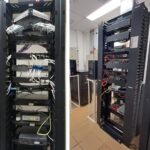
[22,115,40,122]
[130,36,139,48]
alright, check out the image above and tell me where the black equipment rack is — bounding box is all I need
[97,3,149,147]
[139,27,150,150]
[0,0,65,150]
[88,60,98,80]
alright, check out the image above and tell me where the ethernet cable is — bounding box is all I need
[51,89,55,100]
[24,54,55,100]
[45,59,55,65]
[100,84,122,102]
[99,83,116,102]
[50,74,54,80]
[28,65,45,82]
[42,58,55,80]
[49,80,55,90]
[28,55,41,81]
[49,81,55,99]
[33,56,42,82]
[29,55,55,84]
[99,88,111,101]
[7,83,12,95]
[7,82,16,95]
[6,55,12,65]
[37,113,54,142]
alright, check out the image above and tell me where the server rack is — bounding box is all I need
[139,36,150,150]
[79,72,88,105]
[0,0,65,150]
[70,60,77,75]
[70,72,88,106]
[97,3,149,147]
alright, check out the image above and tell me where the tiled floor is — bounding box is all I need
[71,104,130,150]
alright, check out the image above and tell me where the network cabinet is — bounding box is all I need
[139,38,150,150]
[70,72,88,106]
[88,60,98,80]
[79,72,88,105]
[70,59,77,75]
[0,0,65,150]
[97,3,149,147]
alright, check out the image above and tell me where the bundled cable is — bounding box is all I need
[6,24,24,35]
[33,22,55,34]
[27,55,55,83]
[7,82,16,95]
[6,55,12,65]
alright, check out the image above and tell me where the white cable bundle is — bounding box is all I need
[6,55,12,65]
[49,80,55,99]
[28,55,55,84]
[33,22,55,34]
[44,59,55,65]
[6,24,24,35]
[28,55,40,82]
[7,83,12,95]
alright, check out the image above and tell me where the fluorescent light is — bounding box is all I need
[86,0,121,21]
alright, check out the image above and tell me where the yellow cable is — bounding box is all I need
[37,113,51,136]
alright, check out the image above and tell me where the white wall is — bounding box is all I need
[70,29,90,72]
[70,30,77,49]
[70,29,98,71]
[83,31,90,71]
[87,28,99,61]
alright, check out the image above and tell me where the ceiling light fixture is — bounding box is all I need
[86,0,121,21]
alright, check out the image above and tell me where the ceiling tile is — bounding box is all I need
[71,18,97,32]
[70,0,108,17]
[70,11,84,25]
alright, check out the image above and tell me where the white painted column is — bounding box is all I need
[120,0,134,14]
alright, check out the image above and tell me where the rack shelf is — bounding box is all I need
[109,108,124,119]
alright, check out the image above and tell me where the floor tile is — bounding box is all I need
[73,123,92,142]
[105,138,129,150]
[99,144,111,150]
[80,132,104,150]
[72,145,83,150]
[71,104,130,150]
[71,136,78,148]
